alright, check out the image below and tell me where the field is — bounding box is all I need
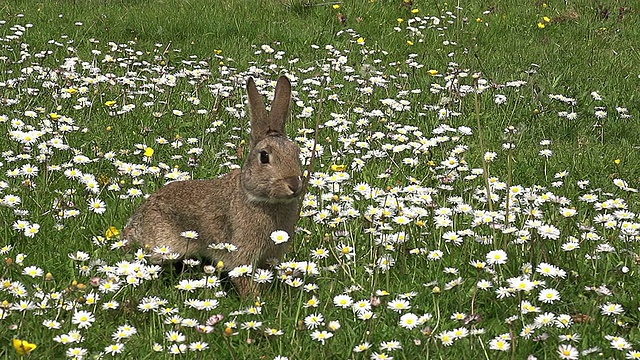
[1,0,640,358]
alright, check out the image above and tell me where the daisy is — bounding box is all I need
[166,330,186,342]
[104,343,125,356]
[270,230,289,244]
[398,313,420,329]
[22,266,44,278]
[310,330,333,344]
[485,249,507,265]
[370,352,393,360]
[352,299,372,314]
[66,347,88,358]
[538,288,561,304]
[354,342,372,352]
[42,319,62,329]
[189,341,209,351]
[72,310,95,329]
[601,302,624,316]
[310,247,330,259]
[438,331,456,346]
[333,294,353,308]
[387,299,411,313]
[252,269,274,283]
[557,344,579,359]
[168,344,187,354]
[303,313,324,329]
[86,198,106,214]
[379,340,402,351]
[228,265,253,278]
[488,338,510,351]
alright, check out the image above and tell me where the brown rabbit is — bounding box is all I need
[122,76,303,296]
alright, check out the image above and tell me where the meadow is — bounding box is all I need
[1,0,640,358]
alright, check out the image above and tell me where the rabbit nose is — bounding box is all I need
[286,176,303,196]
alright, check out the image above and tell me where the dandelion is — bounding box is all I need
[106,226,120,239]
[13,339,37,355]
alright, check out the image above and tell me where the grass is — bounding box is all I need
[1,0,640,359]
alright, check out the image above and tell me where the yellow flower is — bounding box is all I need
[411,8,419,14]
[543,16,551,23]
[356,37,365,44]
[49,113,61,120]
[614,159,621,165]
[407,40,414,46]
[214,49,222,55]
[13,339,37,355]
[105,226,120,239]
[144,147,154,157]
[105,100,117,107]
[397,18,404,23]
[331,164,346,172]
[476,18,483,22]
[332,4,340,9]
[537,22,545,29]
[428,69,439,76]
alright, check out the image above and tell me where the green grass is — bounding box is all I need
[1,0,640,359]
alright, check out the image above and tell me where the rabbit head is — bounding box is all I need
[241,76,303,203]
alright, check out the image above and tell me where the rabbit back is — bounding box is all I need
[124,170,299,269]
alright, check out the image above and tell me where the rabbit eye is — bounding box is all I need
[259,150,270,164]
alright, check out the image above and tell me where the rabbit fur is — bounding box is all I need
[122,76,303,296]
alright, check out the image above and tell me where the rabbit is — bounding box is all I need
[122,76,303,296]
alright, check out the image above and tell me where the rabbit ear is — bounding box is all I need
[247,76,292,148]
[247,77,269,148]
[267,76,292,135]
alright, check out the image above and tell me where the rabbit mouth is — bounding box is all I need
[246,191,300,204]
[245,176,303,204]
